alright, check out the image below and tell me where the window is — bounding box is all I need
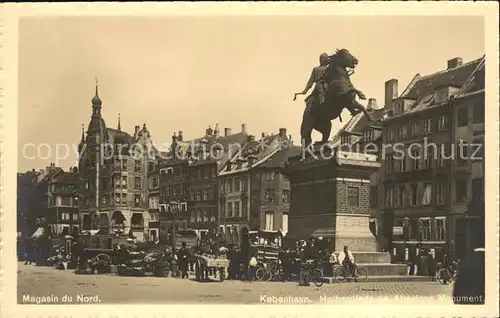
[282,190,290,203]
[227,179,233,193]
[265,212,274,231]
[364,129,374,142]
[411,122,419,136]
[438,115,449,131]
[347,187,359,207]
[370,186,378,207]
[227,202,233,217]
[196,210,202,222]
[411,148,420,171]
[396,185,405,207]
[424,118,432,134]
[234,201,240,217]
[385,187,394,207]
[61,197,71,206]
[134,160,141,172]
[202,209,209,222]
[121,194,127,203]
[424,148,434,168]
[456,141,468,165]
[473,103,484,124]
[265,172,275,181]
[203,188,210,200]
[115,176,121,187]
[121,176,127,188]
[242,199,248,217]
[175,184,181,196]
[121,160,128,170]
[385,155,393,173]
[398,125,408,139]
[436,181,446,205]
[457,107,468,127]
[148,162,155,172]
[471,139,484,161]
[455,179,467,203]
[134,177,141,190]
[420,218,431,241]
[151,176,159,189]
[134,195,141,207]
[149,196,159,209]
[235,178,241,192]
[190,211,196,223]
[242,177,248,191]
[435,217,446,241]
[386,128,394,142]
[265,189,275,203]
[421,183,432,206]
[409,184,418,206]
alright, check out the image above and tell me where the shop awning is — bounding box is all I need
[31,227,45,239]
[81,230,100,236]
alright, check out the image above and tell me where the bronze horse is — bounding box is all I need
[298,49,372,148]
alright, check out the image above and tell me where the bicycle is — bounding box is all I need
[299,260,324,287]
[333,262,368,283]
[255,262,286,282]
[435,262,458,285]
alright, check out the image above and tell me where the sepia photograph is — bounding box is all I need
[1,2,499,317]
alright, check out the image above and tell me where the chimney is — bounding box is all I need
[73,167,78,174]
[224,128,232,136]
[241,123,247,134]
[447,57,463,69]
[279,128,287,138]
[248,135,255,142]
[134,125,140,135]
[366,98,378,111]
[261,132,265,138]
[384,79,398,111]
[32,168,35,172]
[178,131,183,141]
[172,132,177,143]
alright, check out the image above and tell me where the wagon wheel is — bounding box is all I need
[95,253,111,263]
[195,259,202,281]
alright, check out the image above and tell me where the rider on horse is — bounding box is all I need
[295,49,373,148]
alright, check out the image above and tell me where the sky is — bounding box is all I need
[17,16,484,172]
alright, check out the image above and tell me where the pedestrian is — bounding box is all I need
[178,242,190,279]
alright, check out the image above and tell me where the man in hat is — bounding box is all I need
[338,245,356,278]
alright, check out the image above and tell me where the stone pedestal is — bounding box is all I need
[286,148,380,252]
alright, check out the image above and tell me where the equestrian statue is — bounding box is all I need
[294,49,373,148]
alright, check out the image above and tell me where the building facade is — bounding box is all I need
[449,58,485,258]
[78,85,156,240]
[18,165,83,238]
[379,56,485,259]
[218,128,297,244]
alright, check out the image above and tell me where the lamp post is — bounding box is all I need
[402,216,410,263]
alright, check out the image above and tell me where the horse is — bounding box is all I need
[299,49,371,148]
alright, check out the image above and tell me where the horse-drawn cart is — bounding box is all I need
[194,255,229,282]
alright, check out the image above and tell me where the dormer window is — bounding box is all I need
[363,129,374,142]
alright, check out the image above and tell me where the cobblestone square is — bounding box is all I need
[17,263,454,305]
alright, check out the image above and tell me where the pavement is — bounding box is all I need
[17,262,454,305]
